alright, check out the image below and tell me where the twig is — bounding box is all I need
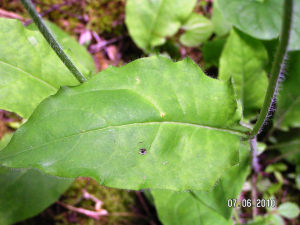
[0,9,27,21]
[250,0,294,137]
[89,36,123,53]
[57,201,107,220]
[57,201,147,220]
[82,189,103,212]
[19,0,86,83]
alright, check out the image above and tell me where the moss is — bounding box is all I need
[61,177,136,225]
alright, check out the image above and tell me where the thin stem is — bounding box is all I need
[250,137,260,219]
[250,0,293,137]
[251,174,258,219]
[20,0,86,83]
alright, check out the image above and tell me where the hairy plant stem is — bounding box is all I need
[250,0,293,137]
[19,0,86,83]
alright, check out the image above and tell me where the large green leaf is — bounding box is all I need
[218,0,300,51]
[151,142,250,224]
[0,133,73,225]
[0,18,91,119]
[179,13,213,47]
[274,51,300,130]
[0,55,249,191]
[151,190,233,225]
[27,20,95,73]
[219,29,269,119]
[125,0,197,53]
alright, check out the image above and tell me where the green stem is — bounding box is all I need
[250,0,293,137]
[20,0,86,84]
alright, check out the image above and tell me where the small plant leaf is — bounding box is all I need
[219,29,268,119]
[125,0,197,52]
[274,51,300,130]
[0,55,249,191]
[0,133,73,225]
[0,18,91,119]
[218,0,300,51]
[179,13,213,47]
[277,202,300,219]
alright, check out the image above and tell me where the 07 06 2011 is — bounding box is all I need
[227,199,276,208]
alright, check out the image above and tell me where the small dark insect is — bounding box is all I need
[139,148,147,155]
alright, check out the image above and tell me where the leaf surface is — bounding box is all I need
[219,29,269,119]
[201,37,226,69]
[179,13,213,47]
[277,202,300,219]
[211,0,232,37]
[27,20,95,73]
[0,18,91,119]
[151,190,233,225]
[151,142,250,223]
[0,55,248,191]
[0,133,73,225]
[193,141,250,219]
[125,0,197,52]
[274,51,300,130]
[218,0,300,51]
[218,0,282,40]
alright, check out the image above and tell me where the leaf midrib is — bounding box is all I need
[0,60,57,91]
[0,121,247,160]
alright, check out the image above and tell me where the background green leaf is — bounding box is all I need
[151,190,233,225]
[277,202,300,219]
[179,13,213,47]
[274,51,300,130]
[211,0,232,37]
[219,29,269,119]
[201,37,226,69]
[218,0,282,40]
[218,0,300,51]
[0,133,73,225]
[0,55,248,191]
[125,0,197,52]
[0,18,92,119]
